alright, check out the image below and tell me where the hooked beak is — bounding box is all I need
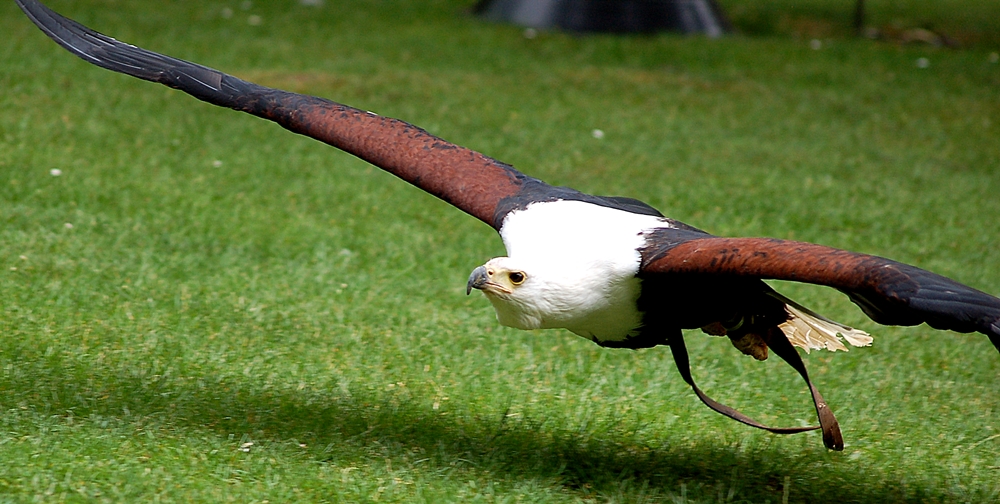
[466,265,488,295]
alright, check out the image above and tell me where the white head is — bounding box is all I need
[466,199,668,342]
[466,256,544,330]
[466,254,646,342]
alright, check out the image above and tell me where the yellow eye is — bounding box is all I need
[508,271,525,285]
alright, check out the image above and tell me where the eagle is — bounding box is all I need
[17,0,999,451]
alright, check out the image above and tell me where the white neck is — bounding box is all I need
[492,200,670,342]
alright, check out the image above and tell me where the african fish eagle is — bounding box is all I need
[16,0,1000,450]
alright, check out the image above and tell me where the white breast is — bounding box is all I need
[496,200,670,342]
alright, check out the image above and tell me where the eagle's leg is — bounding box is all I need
[701,312,777,362]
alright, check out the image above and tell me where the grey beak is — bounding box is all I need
[466,265,488,295]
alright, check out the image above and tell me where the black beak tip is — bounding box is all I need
[467,265,487,295]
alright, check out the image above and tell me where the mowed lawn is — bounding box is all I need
[2,0,999,502]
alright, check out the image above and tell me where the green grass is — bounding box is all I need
[2,0,1000,501]
[720,0,1000,46]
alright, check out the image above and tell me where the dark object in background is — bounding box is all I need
[854,0,865,35]
[474,0,731,37]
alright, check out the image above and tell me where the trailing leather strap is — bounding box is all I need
[666,329,844,450]
[763,327,844,450]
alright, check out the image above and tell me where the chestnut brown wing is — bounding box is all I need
[641,235,1000,352]
[16,0,533,230]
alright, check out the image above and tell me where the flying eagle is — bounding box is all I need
[17,0,999,451]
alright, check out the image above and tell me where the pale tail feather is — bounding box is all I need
[770,294,873,353]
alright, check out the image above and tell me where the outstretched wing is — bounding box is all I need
[640,233,1000,352]
[15,0,540,230]
[15,0,695,229]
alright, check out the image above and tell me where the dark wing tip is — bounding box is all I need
[860,261,1000,343]
[19,0,162,78]
[16,0,235,99]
